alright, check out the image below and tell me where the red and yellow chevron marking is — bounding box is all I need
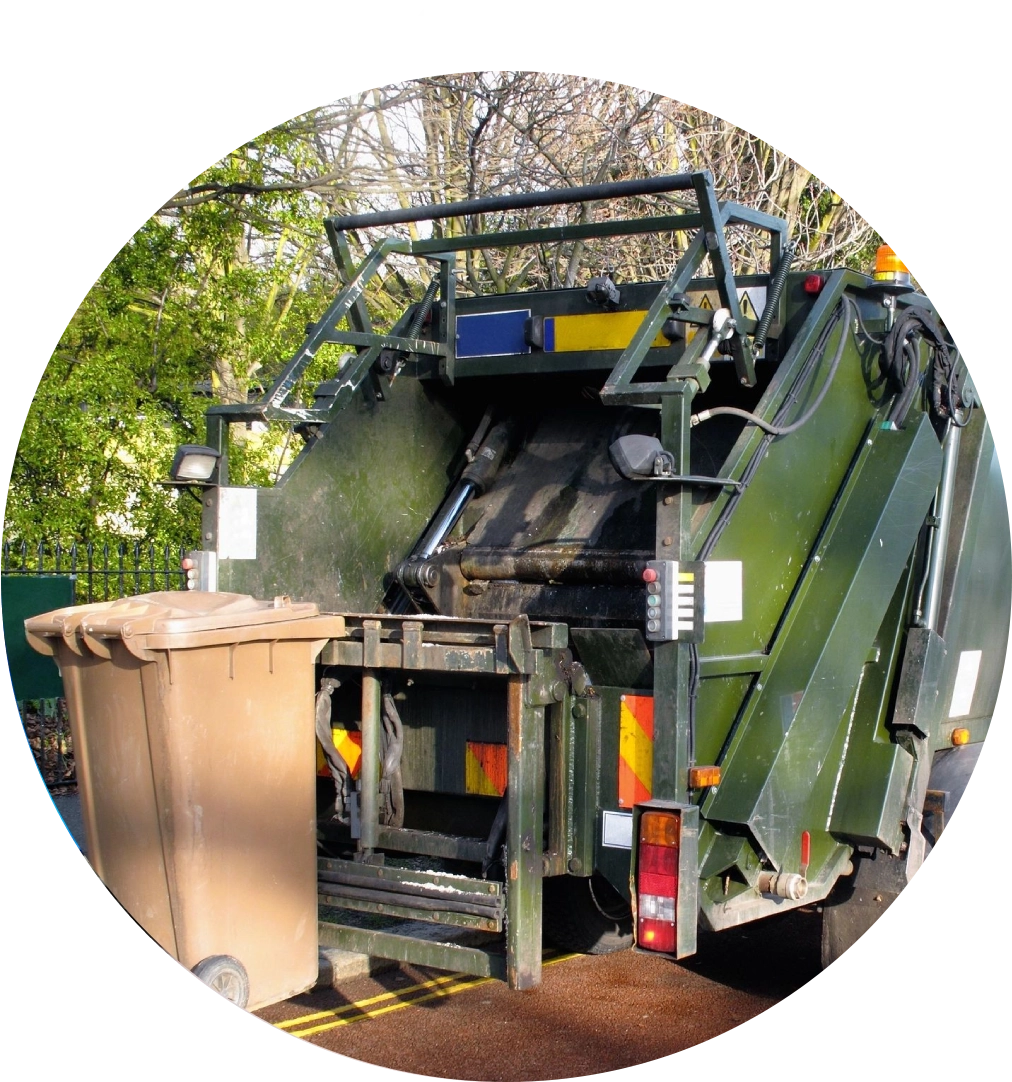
[465,741,507,796]
[618,694,653,808]
[316,729,362,778]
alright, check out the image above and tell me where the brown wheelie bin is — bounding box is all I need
[26,592,344,1011]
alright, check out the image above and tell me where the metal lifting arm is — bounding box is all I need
[326,172,704,233]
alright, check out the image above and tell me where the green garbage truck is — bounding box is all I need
[41,171,1011,1000]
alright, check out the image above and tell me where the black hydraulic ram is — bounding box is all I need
[398,420,514,590]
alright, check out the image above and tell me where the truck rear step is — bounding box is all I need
[318,857,504,932]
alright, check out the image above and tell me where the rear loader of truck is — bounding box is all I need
[107,171,1012,995]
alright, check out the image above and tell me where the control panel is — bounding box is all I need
[643,560,705,643]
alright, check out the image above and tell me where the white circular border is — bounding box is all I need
[9,38,1004,1077]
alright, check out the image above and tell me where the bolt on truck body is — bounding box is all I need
[109,172,1012,995]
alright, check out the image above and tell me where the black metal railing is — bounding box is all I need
[4,537,190,789]
[3,538,189,603]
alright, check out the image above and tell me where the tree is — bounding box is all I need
[6,73,879,551]
[6,129,343,547]
[202,73,877,289]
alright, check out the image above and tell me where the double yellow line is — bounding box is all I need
[277,954,577,1040]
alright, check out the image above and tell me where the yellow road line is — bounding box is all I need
[291,975,492,1038]
[274,971,462,1029]
[280,953,579,1040]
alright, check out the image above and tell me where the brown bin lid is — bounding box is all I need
[26,592,344,660]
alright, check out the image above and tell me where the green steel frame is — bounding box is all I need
[314,614,571,989]
[204,172,785,443]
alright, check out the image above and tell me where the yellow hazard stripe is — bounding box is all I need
[333,728,362,777]
[465,742,507,796]
[317,729,363,777]
[618,694,654,807]
[618,699,653,803]
[465,747,500,796]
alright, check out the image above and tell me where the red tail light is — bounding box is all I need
[637,810,680,953]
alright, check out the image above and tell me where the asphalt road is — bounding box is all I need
[256,911,822,1080]
[17,748,1004,1077]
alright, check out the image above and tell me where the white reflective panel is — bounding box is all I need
[639,894,676,922]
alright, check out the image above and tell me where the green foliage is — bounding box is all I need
[8,219,206,546]
[6,130,339,548]
[7,77,882,554]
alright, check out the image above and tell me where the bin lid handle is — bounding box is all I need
[80,626,114,660]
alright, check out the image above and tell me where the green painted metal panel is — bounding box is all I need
[692,332,876,658]
[216,378,466,611]
[893,628,949,737]
[568,695,601,876]
[829,741,914,851]
[2,575,75,700]
[934,419,1011,729]
[697,823,752,881]
[703,415,942,869]
[594,687,625,814]
[692,674,752,767]
[819,556,916,855]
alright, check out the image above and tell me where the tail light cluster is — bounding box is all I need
[636,809,681,953]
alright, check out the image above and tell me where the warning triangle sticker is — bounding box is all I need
[698,293,713,311]
[739,291,757,320]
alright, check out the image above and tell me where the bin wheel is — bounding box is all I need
[191,955,250,1009]
[543,872,634,955]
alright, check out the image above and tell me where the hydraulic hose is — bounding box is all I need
[380,693,405,828]
[692,295,852,437]
[881,306,969,427]
[315,678,350,823]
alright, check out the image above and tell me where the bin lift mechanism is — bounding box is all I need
[164,169,995,996]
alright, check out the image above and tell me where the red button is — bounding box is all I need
[642,568,658,583]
